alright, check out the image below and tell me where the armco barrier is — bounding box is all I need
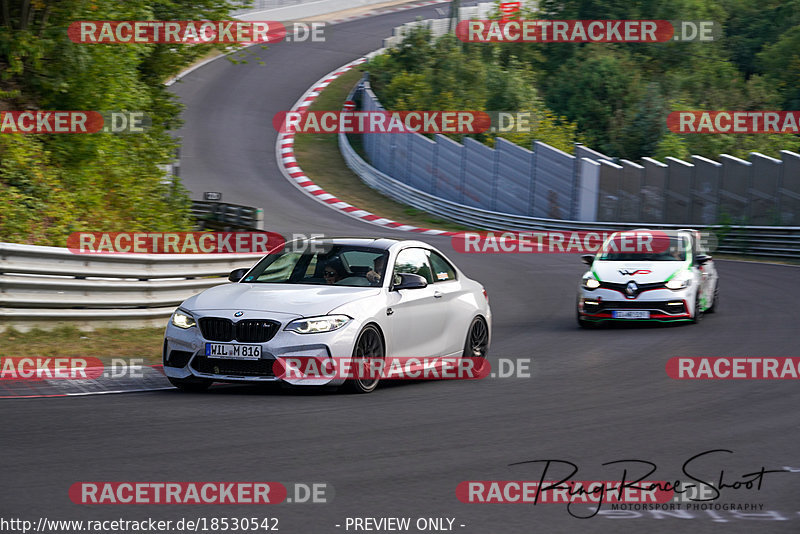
[0,243,261,331]
[191,201,264,231]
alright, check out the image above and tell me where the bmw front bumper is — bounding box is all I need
[163,311,360,387]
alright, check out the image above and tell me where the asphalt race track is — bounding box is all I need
[2,3,800,533]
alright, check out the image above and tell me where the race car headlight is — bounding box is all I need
[285,315,351,334]
[665,272,693,290]
[582,276,600,290]
[171,309,196,329]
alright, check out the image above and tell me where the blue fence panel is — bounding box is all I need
[361,90,382,164]
[640,158,667,223]
[389,133,412,184]
[719,155,752,223]
[533,141,575,219]
[462,137,496,209]
[406,134,438,193]
[665,157,693,224]
[749,152,782,225]
[432,134,464,203]
[690,155,721,225]
[619,160,644,222]
[494,138,534,216]
[597,160,623,221]
[779,151,800,226]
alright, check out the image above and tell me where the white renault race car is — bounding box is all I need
[163,238,491,393]
[577,229,718,326]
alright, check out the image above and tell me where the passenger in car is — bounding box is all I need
[366,255,387,286]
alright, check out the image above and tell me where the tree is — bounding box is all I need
[0,0,249,245]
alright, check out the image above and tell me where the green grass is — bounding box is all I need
[1,326,164,364]
[292,68,469,233]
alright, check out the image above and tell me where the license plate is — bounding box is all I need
[205,343,261,359]
[612,310,650,319]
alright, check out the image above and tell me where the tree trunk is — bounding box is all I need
[19,0,30,29]
[1,0,10,27]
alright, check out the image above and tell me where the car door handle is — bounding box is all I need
[386,307,394,316]
[433,291,443,299]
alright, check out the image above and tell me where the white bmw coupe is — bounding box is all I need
[164,238,491,393]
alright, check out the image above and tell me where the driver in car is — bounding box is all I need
[366,255,387,286]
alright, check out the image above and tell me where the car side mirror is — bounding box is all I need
[581,254,595,266]
[229,268,249,282]
[392,273,428,290]
[696,254,712,265]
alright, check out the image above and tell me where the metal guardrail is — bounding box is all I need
[0,243,262,330]
[339,131,800,259]
[191,201,264,231]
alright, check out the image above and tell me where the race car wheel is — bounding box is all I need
[168,376,212,392]
[691,292,704,324]
[464,317,489,372]
[706,284,719,313]
[577,309,595,329]
[346,324,385,394]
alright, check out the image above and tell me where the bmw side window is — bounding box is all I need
[394,248,434,284]
[428,251,457,282]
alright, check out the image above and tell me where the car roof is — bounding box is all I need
[291,237,423,251]
[609,229,694,238]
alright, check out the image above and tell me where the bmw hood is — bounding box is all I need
[591,261,687,284]
[182,283,381,318]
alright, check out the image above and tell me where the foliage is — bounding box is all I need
[367,0,800,160]
[368,30,581,153]
[0,0,248,245]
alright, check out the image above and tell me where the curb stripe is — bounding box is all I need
[275,53,456,235]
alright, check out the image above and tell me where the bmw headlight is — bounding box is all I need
[666,271,693,290]
[582,275,600,290]
[171,309,196,329]
[285,315,351,334]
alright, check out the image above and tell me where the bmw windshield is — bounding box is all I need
[242,245,389,287]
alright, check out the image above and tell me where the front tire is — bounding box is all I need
[345,324,385,394]
[705,283,719,313]
[168,376,212,392]
[577,310,595,329]
[691,292,704,324]
[463,317,489,373]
